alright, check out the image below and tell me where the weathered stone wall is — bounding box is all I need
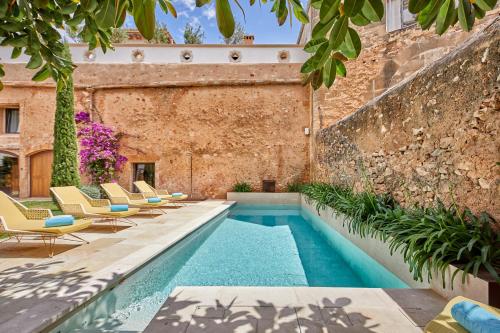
[300,8,499,132]
[0,63,311,198]
[313,19,499,218]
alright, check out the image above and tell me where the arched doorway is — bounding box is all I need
[30,150,53,197]
[0,151,19,196]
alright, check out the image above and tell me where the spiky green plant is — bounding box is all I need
[300,183,500,286]
[233,182,252,192]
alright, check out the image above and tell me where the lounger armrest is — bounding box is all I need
[59,203,86,218]
[141,191,157,199]
[126,192,144,200]
[0,216,7,233]
[156,189,169,195]
[89,198,111,207]
[109,196,129,205]
[24,208,53,220]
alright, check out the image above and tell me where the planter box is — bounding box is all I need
[300,195,498,306]
[226,192,301,205]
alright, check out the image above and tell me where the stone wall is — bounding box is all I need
[0,63,311,198]
[299,7,499,132]
[313,19,499,219]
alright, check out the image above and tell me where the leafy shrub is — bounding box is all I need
[286,182,304,192]
[233,182,252,192]
[80,184,101,199]
[76,113,127,185]
[301,183,499,286]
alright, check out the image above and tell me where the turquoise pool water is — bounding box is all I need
[54,204,408,332]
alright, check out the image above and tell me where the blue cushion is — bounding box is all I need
[110,204,128,212]
[45,215,74,228]
[148,197,161,203]
[451,301,500,333]
[172,192,184,196]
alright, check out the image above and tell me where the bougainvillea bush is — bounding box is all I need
[75,112,127,184]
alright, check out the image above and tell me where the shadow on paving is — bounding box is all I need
[0,260,122,333]
[145,295,380,333]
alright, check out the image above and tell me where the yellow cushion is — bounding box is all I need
[425,296,500,333]
[87,206,141,217]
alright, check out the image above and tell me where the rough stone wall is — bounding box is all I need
[313,19,500,219]
[304,9,499,132]
[0,64,310,198]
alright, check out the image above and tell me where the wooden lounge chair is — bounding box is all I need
[425,296,500,333]
[133,180,188,201]
[100,183,168,213]
[0,192,92,257]
[50,186,141,231]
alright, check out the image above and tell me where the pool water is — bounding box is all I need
[54,204,408,332]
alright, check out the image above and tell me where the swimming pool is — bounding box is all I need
[53,204,408,332]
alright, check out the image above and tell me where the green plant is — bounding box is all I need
[286,182,304,192]
[50,46,80,189]
[150,22,173,44]
[80,184,101,199]
[223,21,245,45]
[1,0,496,90]
[183,23,205,44]
[300,183,500,286]
[233,182,252,192]
[110,28,129,43]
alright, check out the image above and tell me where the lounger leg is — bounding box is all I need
[41,236,56,257]
[120,218,138,226]
[67,233,89,244]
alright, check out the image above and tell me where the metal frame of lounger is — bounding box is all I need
[0,216,89,257]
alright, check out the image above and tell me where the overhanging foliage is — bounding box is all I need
[0,0,497,90]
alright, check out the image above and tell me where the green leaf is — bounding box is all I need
[457,0,474,31]
[473,4,486,18]
[311,0,322,9]
[312,19,335,39]
[304,38,328,53]
[418,0,443,30]
[361,0,384,22]
[339,27,361,59]
[196,0,212,6]
[475,0,497,11]
[32,65,51,81]
[95,0,116,29]
[335,59,347,77]
[11,47,22,59]
[293,4,309,24]
[409,0,430,14]
[81,0,98,12]
[435,0,456,35]
[344,0,365,17]
[133,0,156,40]
[26,53,43,69]
[215,0,235,38]
[115,0,130,26]
[329,15,348,49]
[350,12,371,26]
[301,42,330,73]
[320,0,341,23]
[60,3,78,14]
[311,69,323,89]
[323,58,337,88]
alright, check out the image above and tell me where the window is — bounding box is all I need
[133,163,155,191]
[5,108,20,133]
[386,0,416,32]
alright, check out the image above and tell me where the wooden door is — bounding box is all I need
[30,150,53,197]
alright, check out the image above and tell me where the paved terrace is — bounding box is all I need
[0,200,233,333]
[146,287,446,333]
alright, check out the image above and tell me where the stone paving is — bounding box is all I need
[0,200,233,333]
[145,287,446,333]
